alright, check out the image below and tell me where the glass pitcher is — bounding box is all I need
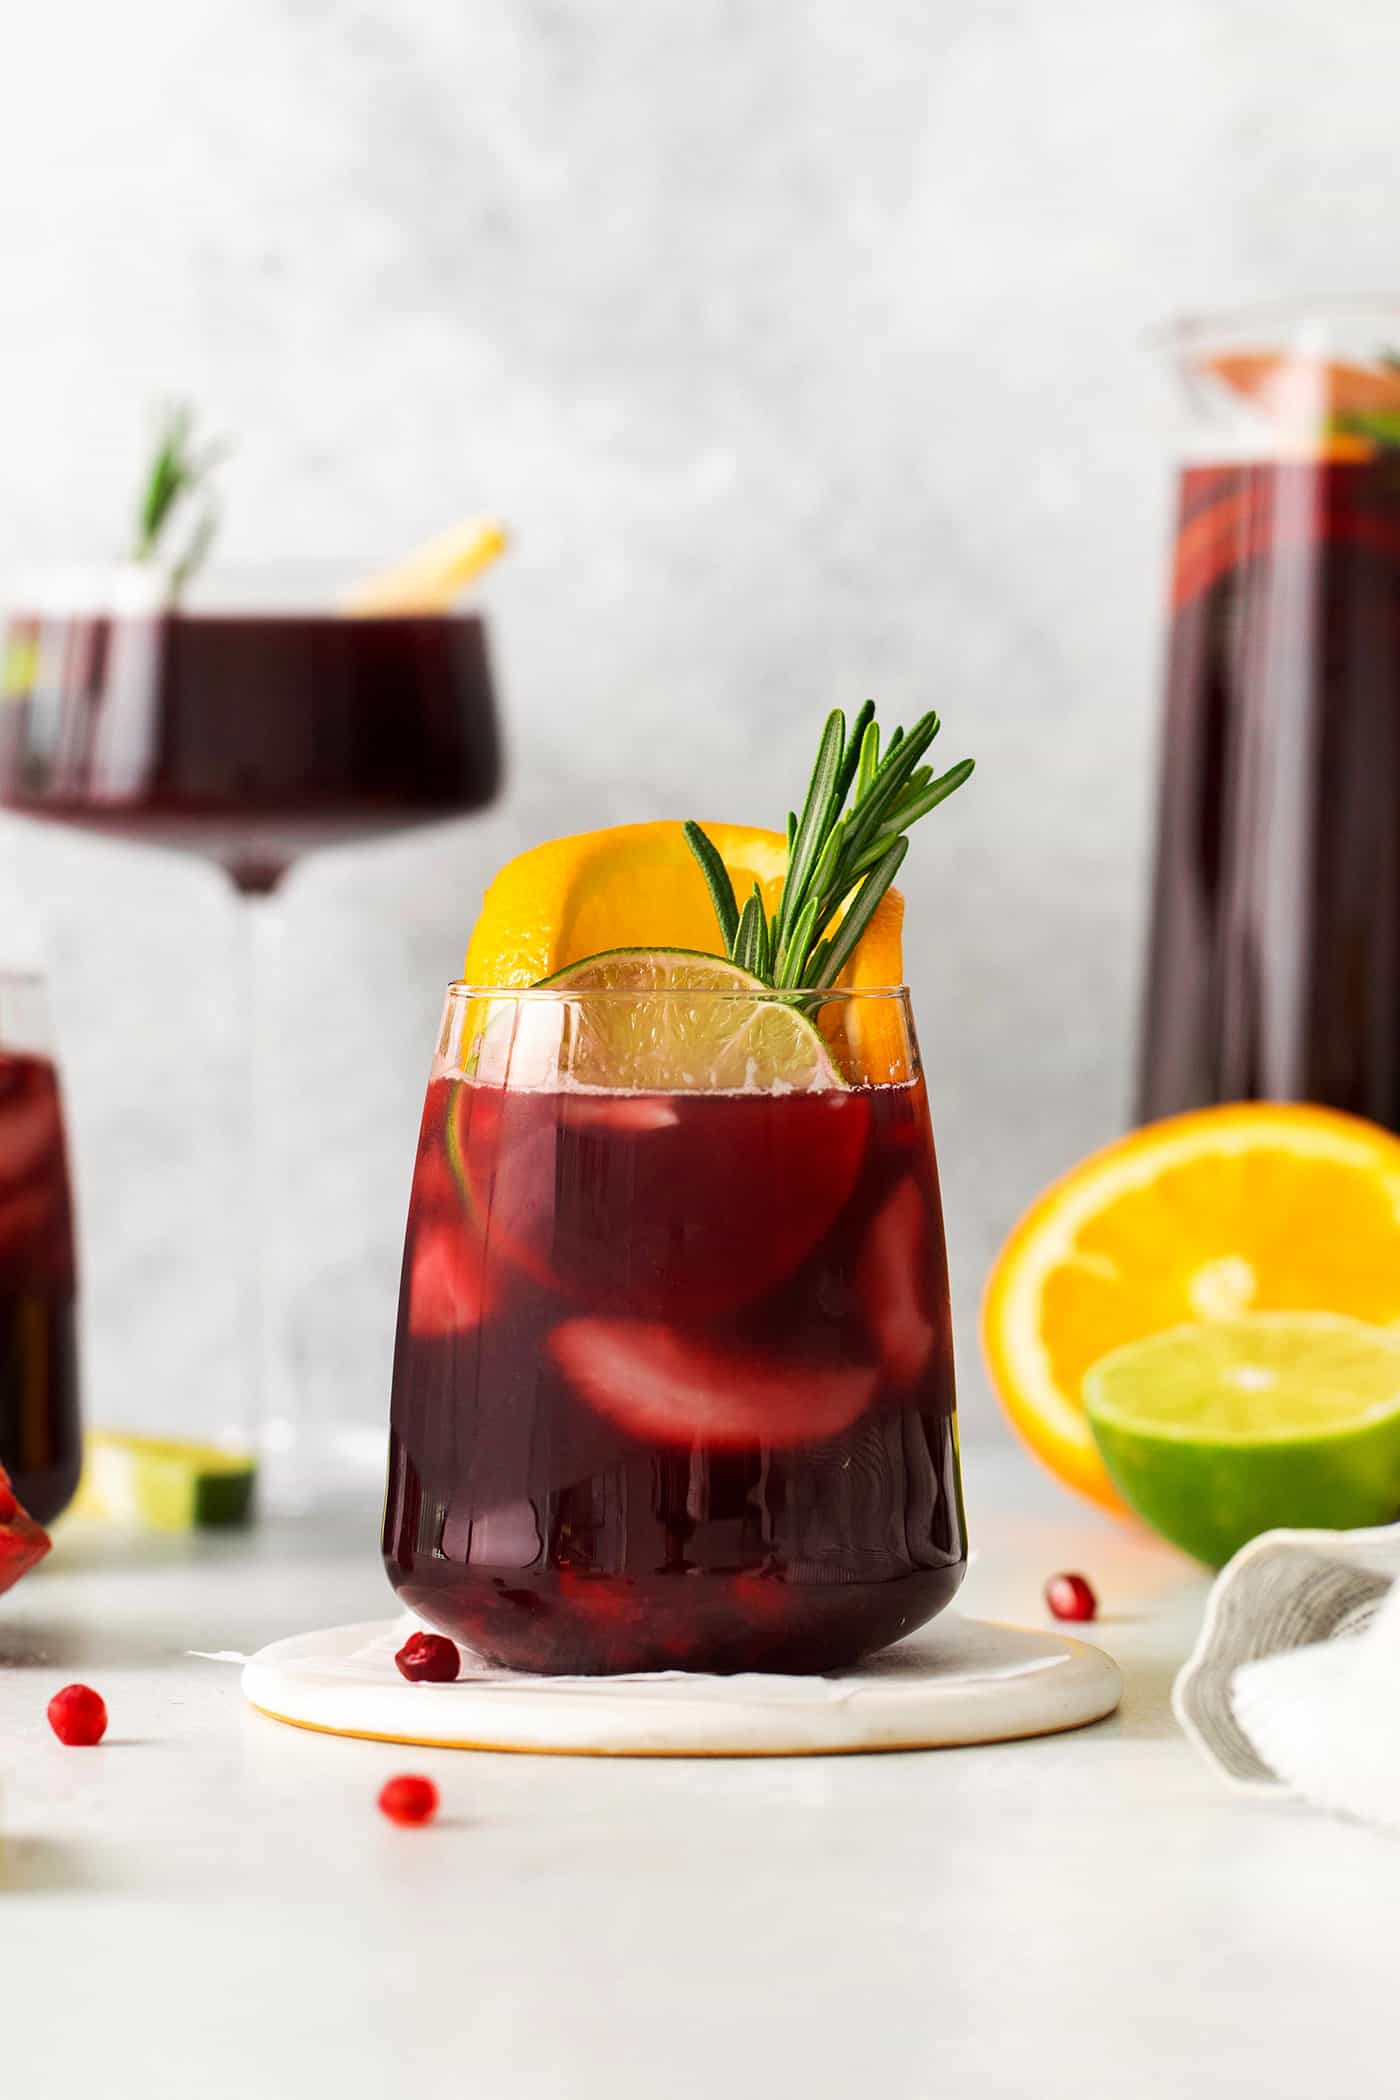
[1139,298,1400,1127]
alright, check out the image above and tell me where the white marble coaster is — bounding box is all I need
[243,1614,1121,1757]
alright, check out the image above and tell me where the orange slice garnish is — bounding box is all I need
[1205,351,1400,419]
[347,520,508,615]
[1197,351,1400,457]
[460,821,907,1077]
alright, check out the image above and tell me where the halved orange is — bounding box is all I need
[981,1103,1400,1511]
[462,820,903,999]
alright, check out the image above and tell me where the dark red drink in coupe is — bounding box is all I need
[1140,451,1400,1125]
[0,606,502,893]
[384,1060,966,1675]
[0,1050,79,1526]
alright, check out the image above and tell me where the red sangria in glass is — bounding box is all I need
[0,973,79,1528]
[384,974,965,1674]
[384,704,974,1673]
[0,412,504,894]
[0,570,502,898]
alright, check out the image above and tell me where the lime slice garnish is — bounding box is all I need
[1083,1313,1400,1565]
[468,948,847,1093]
[541,948,846,1091]
[74,1431,256,1532]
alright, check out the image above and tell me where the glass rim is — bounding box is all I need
[444,979,912,1003]
[1157,293,1400,352]
[2,561,489,623]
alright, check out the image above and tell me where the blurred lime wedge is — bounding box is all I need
[75,1431,256,1532]
[468,948,846,1092]
[1084,1313,1400,1566]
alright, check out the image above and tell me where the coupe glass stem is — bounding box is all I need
[230,885,287,1492]
[231,870,384,1509]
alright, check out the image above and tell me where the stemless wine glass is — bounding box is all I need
[0,563,504,1499]
[0,971,80,1526]
[383,981,966,1674]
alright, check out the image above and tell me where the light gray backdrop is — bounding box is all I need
[1,0,1395,1453]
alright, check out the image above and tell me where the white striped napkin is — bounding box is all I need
[1174,1522,1400,1834]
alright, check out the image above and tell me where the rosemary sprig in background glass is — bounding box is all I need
[685,702,973,992]
[133,401,228,599]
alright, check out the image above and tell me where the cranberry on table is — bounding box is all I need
[378,1774,439,1827]
[394,1631,461,1684]
[1044,1573,1097,1623]
[47,1684,108,1746]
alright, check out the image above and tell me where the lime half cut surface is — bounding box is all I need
[1084,1313,1400,1566]
[472,948,848,1093]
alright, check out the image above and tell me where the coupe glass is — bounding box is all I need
[0,566,504,1498]
[0,971,80,1526]
[383,982,967,1674]
[1140,298,1400,1126]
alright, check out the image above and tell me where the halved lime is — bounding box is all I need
[74,1431,257,1532]
[1084,1313,1400,1566]
[468,948,846,1093]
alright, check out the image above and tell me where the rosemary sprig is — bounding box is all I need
[1332,409,1400,451]
[132,402,228,599]
[684,703,973,992]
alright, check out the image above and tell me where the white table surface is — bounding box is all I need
[2,1443,1394,2099]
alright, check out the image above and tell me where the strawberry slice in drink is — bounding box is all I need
[859,1175,939,1388]
[0,1058,65,1187]
[407,1218,489,1338]
[0,1465,51,1598]
[563,1097,680,1135]
[550,1318,877,1450]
